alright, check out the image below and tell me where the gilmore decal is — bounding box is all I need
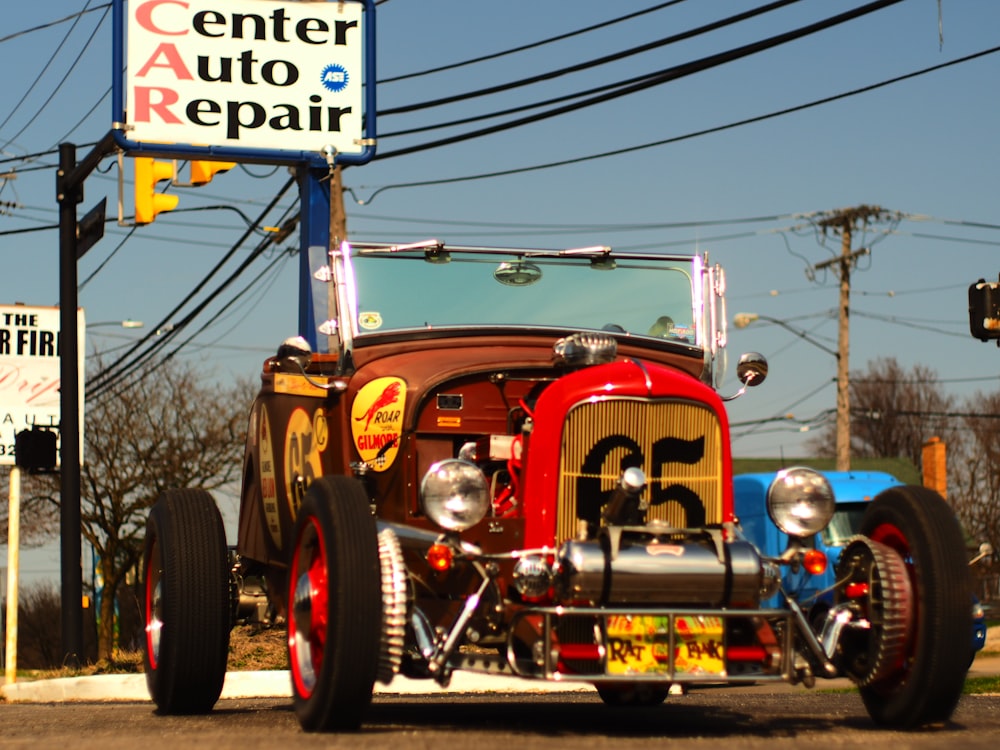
[126,0,365,153]
[351,376,404,472]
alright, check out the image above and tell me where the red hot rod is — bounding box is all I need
[142,240,972,731]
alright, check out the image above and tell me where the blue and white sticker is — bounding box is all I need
[321,64,349,93]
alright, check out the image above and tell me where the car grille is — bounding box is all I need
[556,398,723,544]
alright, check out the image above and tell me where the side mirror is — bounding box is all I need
[736,352,768,388]
[275,335,313,373]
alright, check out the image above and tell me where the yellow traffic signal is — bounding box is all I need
[189,160,236,186]
[134,157,178,225]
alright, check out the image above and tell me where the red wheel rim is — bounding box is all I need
[289,516,330,699]
[145,539,162,670]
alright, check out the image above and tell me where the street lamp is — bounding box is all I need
[86,320,144,330]
[732,313,838,359]
[733,311,850,471]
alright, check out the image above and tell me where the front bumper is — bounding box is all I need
[498,605,800,686]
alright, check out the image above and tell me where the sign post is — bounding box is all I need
[4,465,20,683]
[0,302,84,664]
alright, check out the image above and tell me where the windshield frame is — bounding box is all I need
[325,240,727,384]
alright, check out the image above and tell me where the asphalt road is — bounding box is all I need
[3,654,997,748]
[2,691,1000,750]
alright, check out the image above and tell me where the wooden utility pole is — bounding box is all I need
[813,205,891,472]
[329,164,347,251]
[328,165,347,352]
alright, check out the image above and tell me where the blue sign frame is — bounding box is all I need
[110,0,376,167]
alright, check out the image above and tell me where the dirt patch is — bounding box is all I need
[228,623,288,671]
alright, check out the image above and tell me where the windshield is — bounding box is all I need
[820,502,869,548]
[343,243,700,344]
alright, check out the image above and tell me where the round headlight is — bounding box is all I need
[420,459,490,532]
[766,467,835,537]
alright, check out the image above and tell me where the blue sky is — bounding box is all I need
[3,1,1000,580]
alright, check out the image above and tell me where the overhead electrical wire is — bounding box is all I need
[378,0,806,117]
[0,2,111,153]
[353,43,1000,202]
[0,3,109,45]
[0,0,95,135]
[377,0,692,84]
[4,0,992,378]
[86,174,297,397]
[374,0,907,161]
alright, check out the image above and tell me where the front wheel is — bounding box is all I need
[847,485,971,728]
[287,476,382,732]
[143,489,231,713]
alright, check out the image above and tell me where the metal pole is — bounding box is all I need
[5,466,20,682]
[57,142,84,665]
[297,166,332,351]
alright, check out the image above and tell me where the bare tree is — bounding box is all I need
[949,391,1000,600]
[29,358,254,660]
[805,357,1000,599]
[806,356,957,466]
[0,470,60,546]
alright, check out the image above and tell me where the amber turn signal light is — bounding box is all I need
[427,543,453,572]
[803,549,827,575]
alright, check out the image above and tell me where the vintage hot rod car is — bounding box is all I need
[142,240,972,732]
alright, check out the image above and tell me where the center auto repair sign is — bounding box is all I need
[126,0,366,155]
[0,306,84,466]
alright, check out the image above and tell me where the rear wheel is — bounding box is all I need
[845,485,971,728]
[288,476,382,732]
[143,489,231,714]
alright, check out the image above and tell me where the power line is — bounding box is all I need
[0,3,110,152]
[0,4,110,45]
[354,43,1000,201]
[377,0,692,85]
[379,0,804,116]
[86,175,297,397]
[375,0,907,161]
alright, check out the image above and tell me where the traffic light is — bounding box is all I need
[15,427,57,472]
[969,277,1000,343]
[189,159,236,186]
[134,157,178,225]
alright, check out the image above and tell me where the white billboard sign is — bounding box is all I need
[125,0,367,157]
[0,306,85,467]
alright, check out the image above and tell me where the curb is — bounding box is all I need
[0,670,593,703]
[4,656,997,704]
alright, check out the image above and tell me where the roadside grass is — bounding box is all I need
[11,623,287,681]
[965,675,1000,694]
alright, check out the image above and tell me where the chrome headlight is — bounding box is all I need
[420,459,490,532]
[766,467,835,537]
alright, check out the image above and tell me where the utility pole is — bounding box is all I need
[813,205,891,472]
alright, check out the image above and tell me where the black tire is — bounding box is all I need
[855,485,971,728]
[596,683,670,707]
[143,489,231,714]
[287,476,382,732]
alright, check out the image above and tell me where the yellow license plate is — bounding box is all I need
[605,615,726,677]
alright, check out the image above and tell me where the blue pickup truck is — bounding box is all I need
[734,470,987,661]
